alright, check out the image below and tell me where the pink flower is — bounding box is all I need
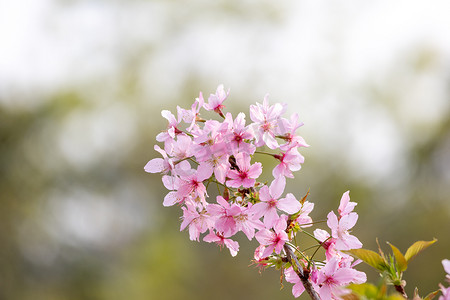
[177,164,213,206]
[278,113,309,151]
[249,95,286,149]
[225,112,256,155]
[195,143,230,184]
[314,229,338,261]
[255,217,289,257]
[272,147,304,178]
[284,267,306,298]
[179,92,204,131]
[327,211,362,251]
[294,201,314,227]
[251,177,302,228]
[156,109,183,143]
[226,152,262,188]
[180,203,213,241]
[203,84,229,116]
[144,145,174,174]
[338,191,357,218]
[206,196,239,237]
[166,135,193,160]
[203,230,239,257]
[233,202,265,240]
[315,257,367,300]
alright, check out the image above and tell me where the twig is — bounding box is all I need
[284,244,320,300]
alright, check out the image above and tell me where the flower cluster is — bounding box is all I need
[145,84,366,299]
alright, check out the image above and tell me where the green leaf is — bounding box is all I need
[387,242,407,272]
[346,283,379,299]
[404,239,437,263]
[345,249,388,271]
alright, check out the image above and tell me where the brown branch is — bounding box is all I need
[284,244,320,300]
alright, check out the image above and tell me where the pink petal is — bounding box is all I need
[318,285,332,300]
[336,234,362,250]
[339,212,358,231]
[196,163,213,181]
[162,175,178,190]
[255,229,274,245]
[224,239,239,257]
[262,244,276,258]
[235,152,250,170]
[269,176,286,199]
[292,282,306,298]
[250,202,269,219]
[258,186,271,202]
[247,162,262,178]
[314,229,330,242]
[263,132,279,149]
[242,177,256,188]
[216,196,230,208]
[443,259,450,275]
[272,163,285,178]
[163,191,179,207]
[263,207,279,228]
[214,165,227,184]
[144,158,165,173]
[273,217,287,233]
[203,231,220,243]
[277,193,302,214]
[327,211,339,236]
[333,268,366,285]
[321,257,339,277]
[338,191,357,216]
[284,267,301,284]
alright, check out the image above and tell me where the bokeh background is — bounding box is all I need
[1,0,449,299]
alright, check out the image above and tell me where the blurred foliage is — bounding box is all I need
[1,1,450,300]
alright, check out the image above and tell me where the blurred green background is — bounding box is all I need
[1,0,449,299]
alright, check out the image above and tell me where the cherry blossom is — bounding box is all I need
[203,230,239,257]
[338,191,357,218]
[156,109,183,143]
[177,164,212,206]
[284,267,306,298]
[180,203,213,241]
[145,84,372,300]
[315,257,367,300]
[226,152,262,188]
[251,177,302,228]
[327,211,362,251]
[272,147,304,178]
[278,113,309,151]
[144,145,174,174]
[203,84,229,117]
[249,95,286,149]
[206,196,239,237]
[225,112,255,155]
[255,217,289,258]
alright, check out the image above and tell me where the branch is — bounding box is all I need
[284,244,320,300]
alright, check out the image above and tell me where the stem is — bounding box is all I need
[394,284,408,299]
[254,151,276,157]
[286,242,311,264]
[308,236,331,269]
[301,230,323,244]
[284,244,320,300]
